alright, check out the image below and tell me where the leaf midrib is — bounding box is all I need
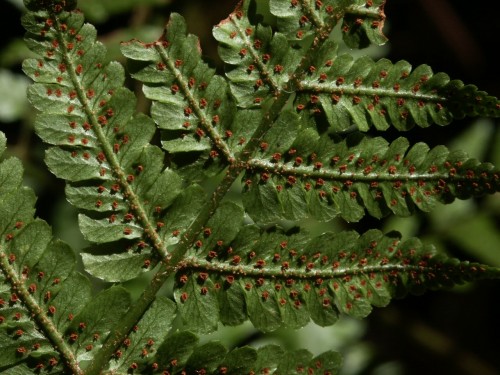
[180,255,443,280]
[299,81,443,102]
[52,15,168,259]
[246,158,470,182]
[0,250,83,375]
[153,43,236,162]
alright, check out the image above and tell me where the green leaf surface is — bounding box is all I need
[154,331,199,370]
[81,251,153,282]
[276,348,342,374]
[22,5,182,271]
[175,271,219,334]
[110,296,176,372]
[219,346,258,374]
[0,131,95,373]
[252,345,284,373]
[121,13,237,178]
[184,341,227,374]
[78,214,143,242]
[66,286,131,362]
[162,184,210,246]
[175,201,244,333]
[150,340,341,375]
[49,272,92,333]
[269,0,344,42]
[342,0,388,48]
[296,55,500,132]
[243,133,500,223]
[270,0,387,48]
[176,225,500,332]
[214,1,302,108]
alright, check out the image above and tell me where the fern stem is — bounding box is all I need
[298,0,326,30]
[0,252,83,375]
[299,82,442,102]
[246,159,459,181]
[85,164,242,375]
[345,5,383,19]
[179,255,444,280]
[229,15,282,96]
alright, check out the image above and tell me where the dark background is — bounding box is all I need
[1,1,499,374]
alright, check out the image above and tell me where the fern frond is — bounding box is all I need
[22,5,183,281]
[90,293,341,374]
[0,131,132,373]
[105,296,176,373]
[152,334,340,374]
[16,1,500,374]
[121,13,249,181]
[173,201,244,333]
[270,0,387,48]
[296,54,500,132]
[212,0,384,111]
[175,225,500,333]
[214,1,498,133]
[189,344,342,375]
[213,2,303,108]
[240,132,500,223]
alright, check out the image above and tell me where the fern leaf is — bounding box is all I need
[174,201,244,333]
[16,2,500,374]
[214,0,385,112]
[213,2,303,108]
[0,131,133,373]
[122,10,274,179]
[270,0,387,48]
[146,334,341,375]
[104,324,224,374]
[121,13,242,180]
[107,296,176,373]
[213,345,341,375]
[175,225,500,333]
[296,54,500,132]
[214,1,498,132]
[269,0,343,42]
[75,182,210,283]
[241,133,500,223]
[22,5,183,281]
[66,286,131,364]
[342,0,388,47]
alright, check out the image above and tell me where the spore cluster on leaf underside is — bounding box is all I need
[172,222,493,333]
[240,132,499,223]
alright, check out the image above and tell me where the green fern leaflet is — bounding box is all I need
[0,0,499,373]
